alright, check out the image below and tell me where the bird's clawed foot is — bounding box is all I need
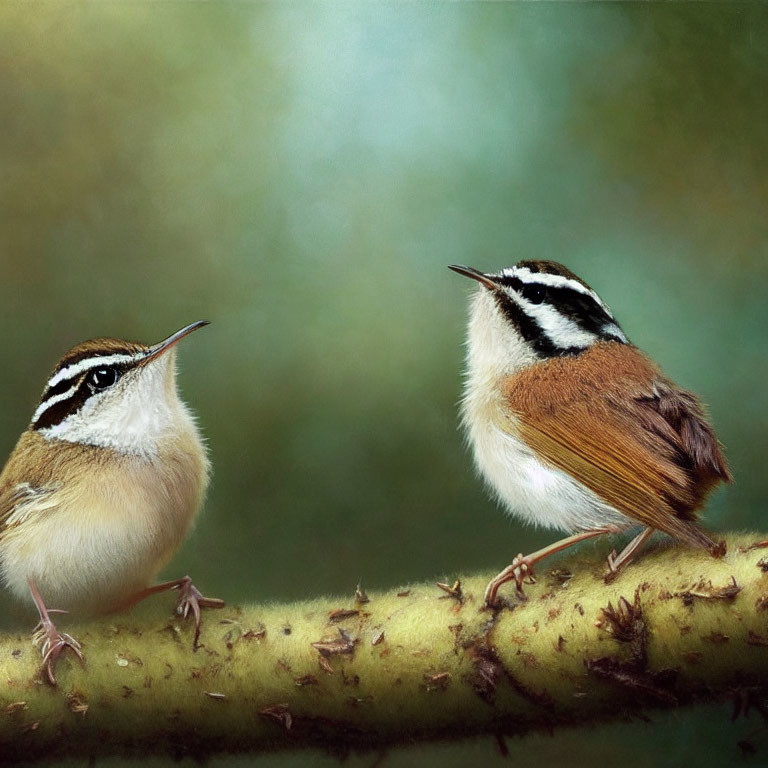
[172,576,226,648]
[483,528,621,608]
[483,553,537,608]
[32,614,84,686]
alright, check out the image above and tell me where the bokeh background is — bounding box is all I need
[1,2,767,766]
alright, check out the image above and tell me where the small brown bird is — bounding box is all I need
[0,321,223,684]
[450,261,731,607]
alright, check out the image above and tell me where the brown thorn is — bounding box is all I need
[436,580,463,601]
[259,704,292,731]
[328,609,360,622]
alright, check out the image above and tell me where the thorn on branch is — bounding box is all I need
[586,657,678,705]
[5,702,27,717]
[703,631,729,644]
[675,576,741,606]
[204,691,226,700]
[738,541,768,553]
[710,540,727,558]
[312,628,358,658]
[598,590,647,667]
[589,590,678,704]
[328,609,359,623]
[465,642,502,706]
[747,631,768,647]
[423,672,451,692]
[548,568,573,587]
[436,580,463,601]
[259,704,292,731]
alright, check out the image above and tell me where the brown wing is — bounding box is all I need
[0,432,61,536]
[504,343,730,548]
[632,384,732,489]
[0,483,51,533]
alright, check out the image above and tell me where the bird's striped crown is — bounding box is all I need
[32,338,149,430]
[450,260,628,358]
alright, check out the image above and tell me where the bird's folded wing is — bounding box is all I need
[0,483,57,534]
[631,384,731,486]
[511,394,717,549]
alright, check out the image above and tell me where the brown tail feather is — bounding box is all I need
[665,516,717,551]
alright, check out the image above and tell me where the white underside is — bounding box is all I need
[464,399,631,533]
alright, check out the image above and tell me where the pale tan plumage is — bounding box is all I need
[0,321,222,684]
[0,425,207,614]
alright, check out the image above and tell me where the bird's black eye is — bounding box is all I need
[86,367,120,391]
[522,284,546,304]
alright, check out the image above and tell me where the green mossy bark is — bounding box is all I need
[2,534,768,763]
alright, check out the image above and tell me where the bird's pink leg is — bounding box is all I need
[606,527,654,579]
[125,576,225,649]
[29,580,84,686]
[484,527,620,608]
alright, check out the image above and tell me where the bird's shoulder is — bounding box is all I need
[503,341,661,414]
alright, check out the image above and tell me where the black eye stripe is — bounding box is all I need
[40,361,129,403]
[42,376,78,400]
[495,276,617,333]
[541,285,615,328]
[33,363,129,430]
[32,377,92,430]
[493,292,582,358]
[489,274,627,358]
[494,274,524,290]
[521,284,545,304]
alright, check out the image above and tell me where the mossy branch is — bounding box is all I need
[2,534,768,763]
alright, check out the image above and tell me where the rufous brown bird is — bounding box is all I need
[450,261,731,607]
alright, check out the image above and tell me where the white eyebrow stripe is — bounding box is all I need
[46,352,143,389]
[516,295,600,349]
[32,383,81,425]
[503,267,613,315]
[602,323,628,343]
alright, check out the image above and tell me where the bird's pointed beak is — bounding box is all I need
[139,320,210,366]
[448,265,499,291]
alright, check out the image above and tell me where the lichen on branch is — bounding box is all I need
[2,534,768,764]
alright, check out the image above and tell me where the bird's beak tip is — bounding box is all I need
[448,265,497,290]
[141,320,210,365]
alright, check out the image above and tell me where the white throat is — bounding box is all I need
[463,289,538,400]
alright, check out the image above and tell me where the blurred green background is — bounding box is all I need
[1,2,767,766]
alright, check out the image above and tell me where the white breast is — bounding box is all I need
[462,391,630,533]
